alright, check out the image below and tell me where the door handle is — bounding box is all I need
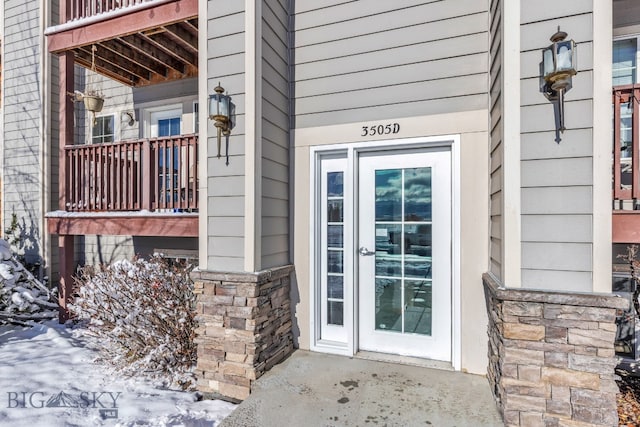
[359,246,376,256]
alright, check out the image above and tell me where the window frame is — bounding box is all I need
[90,113,117,144]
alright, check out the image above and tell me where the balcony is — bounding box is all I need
[47,0,198,86]
[613,85,640,243]
[63,134,198,213]
[67,0,159,22]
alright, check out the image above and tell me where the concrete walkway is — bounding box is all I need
[220,350,504,427]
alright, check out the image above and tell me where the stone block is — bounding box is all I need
[596,348,615,358]
[221,362,247,377]
[227,306,257,319]
[570,389,617,408]
[598,322,618,332]
[544,417,560,427]
[504,323,545,341]
[216,284,237,296]
[556,420,602,427]
[551,385,570,400]
[502,378,549,398]
[505,394,546,412]
[503,410,520,426]
[520,412,544,427]
[546,399,571,417]
[573,346,597,356]
[504,347,544,365]
[219,382,250,401]
[233,296,247,306]
[503,301,543,317]
[572,405,618,426]
[540,368,600,390]
[212,295,234,306]
[518,365,541,382]
[222,374,251,388]
[545,326,568,343]
[205,326,226,338]
[568,329,615,349]
[196,359,219,372]
[543,305,616,322]
[224,340,247,354]
[202,303,227,316]
[229,317,246,330]
[236,284,259,298]
[568,354,617,375]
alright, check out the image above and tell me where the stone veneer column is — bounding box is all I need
[483,273,628,427]
[192,265,294,401]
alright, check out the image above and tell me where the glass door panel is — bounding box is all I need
[358,149,451,361]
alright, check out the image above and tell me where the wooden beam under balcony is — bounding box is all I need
[47,213,198,237]
[47,0,198,87]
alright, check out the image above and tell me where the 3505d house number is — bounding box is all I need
[361,123,400,137]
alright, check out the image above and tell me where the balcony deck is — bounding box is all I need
[46,0,198,86]
[47,134,198,238]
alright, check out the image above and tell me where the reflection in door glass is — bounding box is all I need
[326,172,344,326]
[375,278,402,332]
[374,168,433,335]
[375,169,402,221]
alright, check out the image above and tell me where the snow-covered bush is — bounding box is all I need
[69,256,197,389]
[0,238,57,325]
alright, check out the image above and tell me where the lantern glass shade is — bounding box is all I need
[543,47,555,78]
[556,40,574,72]
[209,92,230,120]
[543,39,577,81]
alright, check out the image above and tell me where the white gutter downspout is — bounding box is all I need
[40,0,50,280]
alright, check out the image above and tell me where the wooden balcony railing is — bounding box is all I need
[63,134,198,212]
[613,85,640,202]
[67,0,157,21]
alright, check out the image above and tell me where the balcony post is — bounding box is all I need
[142,139,153,210]
[61,0,71,22]
[58,51,75,322]
[634,88,640,200]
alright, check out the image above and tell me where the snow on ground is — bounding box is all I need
[0,321,236,427]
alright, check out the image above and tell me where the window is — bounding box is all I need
[158,117,181,137]
[614,38,637,86]
[91,115,115,144]
[613,37,640,159]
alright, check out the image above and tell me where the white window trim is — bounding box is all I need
[308,135,462,370]
[143,103,183,138]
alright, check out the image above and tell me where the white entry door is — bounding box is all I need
[358,149,452,361]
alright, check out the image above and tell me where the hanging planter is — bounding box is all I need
[83,94,104,113]
[82,45,105,125]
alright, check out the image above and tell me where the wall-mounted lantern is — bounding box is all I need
[209,83,232,164]
[542,27,577,137]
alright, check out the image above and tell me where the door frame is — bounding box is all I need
[308,135,462,370]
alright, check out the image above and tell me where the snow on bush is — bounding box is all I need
[0,238,57,324]
[69,255,197,389]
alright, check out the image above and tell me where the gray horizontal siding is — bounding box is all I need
[614,0,640,29]
[207,2,246,271]
[293,0,489,128]
[489,0,502,280]
[3,0,43,265]
[261,0,290,269]
[519,3,595,292]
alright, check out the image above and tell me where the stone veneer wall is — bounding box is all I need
[192,265,295,401]
[483,273,629,427]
